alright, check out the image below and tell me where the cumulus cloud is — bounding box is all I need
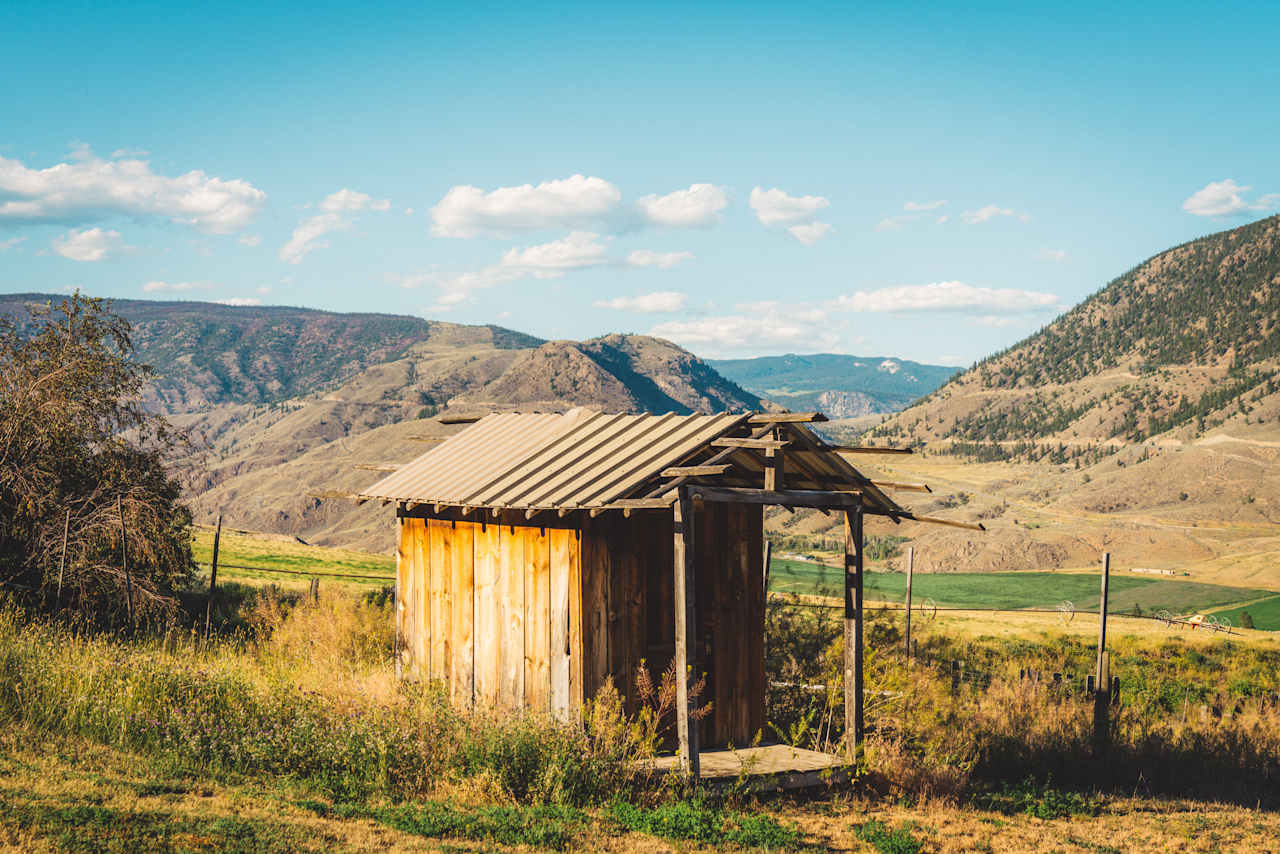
[216,297,262,306]
[52,227,126,262]
[279,213,348,264]
[904,200,946,211]
[651,300,840,357]
[594,291,687,312]
[837,281,1060,313]
[961,204,1028,224]
[1182,179,1279,217]
[0,236,27,251]
[498,230,610,275]
[142,280,208,293]
[875,217,906,231]
[625,249,694,269]
[788,222,832,245]
[0,150,264,233]
[636,183,728,227]
[749,187,830,226]
[430,174,621,237]
[319,188,391,212]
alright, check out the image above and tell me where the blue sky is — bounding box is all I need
[2,1,1279,365]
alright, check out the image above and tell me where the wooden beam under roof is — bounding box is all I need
[870,480,932,493]
[830,445,914,455]
[686,486,863,509]
[643,423,777,498]
[352,463,400,473]
[660,463,733,478]
[899,513,986,531]
[404,435,448,442]
[748,411,829,424]
[711,437,790,451]
[437,414,484,424]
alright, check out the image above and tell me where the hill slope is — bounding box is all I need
[710,353,957,417]
[871,214,1280,457]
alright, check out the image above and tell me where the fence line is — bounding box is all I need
[195,561,394,582]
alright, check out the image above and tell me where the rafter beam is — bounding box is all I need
[870,480,932,493]
[711,437,790,450]
[660,463,733,478]
[687,487,863,509]
[830,445,914,455]
[900,513,986,531]
[748,411,829,424]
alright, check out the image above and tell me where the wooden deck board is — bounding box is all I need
[644,744,847,790]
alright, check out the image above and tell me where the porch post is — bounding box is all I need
[844,498,865,759]
[673,486,700,780]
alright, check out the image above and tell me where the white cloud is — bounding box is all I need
[279,213,347,264]
[636,183,728,227]
[0,236,26,251]
[749,186,830,226]
[1181,179,1279,217]
[936,214,949,224]
[239,234,261,247]
[788,221,832,245]
[498,230,609,275]
[904,200,946,211]
[651,300,841,357]
[0,150,264,233]
[1036,248,1067,262]
[216,297,262,306]
[109,148,150,158]
[255,285,271,295]
[875,217,905,231]
[837,281,1060,313]
[961,204,1029,224]
[625,249,694,269]
[594,291,687,312]
[430,174,621,237]
[142,280,208,293]
[319,188,391,212]
[52,227,125,262]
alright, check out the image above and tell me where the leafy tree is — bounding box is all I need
[1241,611,1255,630]
[0,294,194,624]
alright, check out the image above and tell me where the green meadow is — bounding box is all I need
[191,526,395,588]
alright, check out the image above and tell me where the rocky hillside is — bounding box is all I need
[710,353,956,417]
[870,214,1280,460]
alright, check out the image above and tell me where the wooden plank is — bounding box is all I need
[901,513,986,532]
[844,505,865,759]
[673,486,700,779]
[871,480,931,493]
[438,414,483,424]
[568,528,584,715]
[549,527,572,719]
[763,444,783,492]
[745,504,766,742]
[352,463,400,472]
[428,518,450,684]
[688,487,862,509]
[499,520,525,710]
[395,519,408,679]
[580,519,610,701]
[747,411,828,423]
[660,464,733,478]
[524,524,551,713]
[415,519,430,681]
[473,520,501,708]
[710,437,789,450]
[450,521,475,705]
[606,497,677,510]
[831,445,913,455]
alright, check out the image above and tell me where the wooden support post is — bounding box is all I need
[844,500,865,759]
[309,576,320,604]
[763,430,784,491]
[903,546,914,665]
[203,513,223,640]
[56,508,69,604]
[118,496,134,626]
[394,514,403,681]
[673,486,700,781]
[1094,552,1112,757]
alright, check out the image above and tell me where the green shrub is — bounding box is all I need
[854,819,924,854]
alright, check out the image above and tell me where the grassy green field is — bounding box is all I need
[1209,594,1280,631]
[768,557,1278,627]
[191,526,394,589]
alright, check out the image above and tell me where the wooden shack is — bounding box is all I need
[358,408,975,772]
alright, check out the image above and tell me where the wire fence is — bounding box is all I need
[195,561,394,582]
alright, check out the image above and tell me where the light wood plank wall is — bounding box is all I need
[396,513,584,718]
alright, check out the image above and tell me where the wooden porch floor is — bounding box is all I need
[644,744,848,790]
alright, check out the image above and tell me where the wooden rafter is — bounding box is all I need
[747,412,829,424]
[711,437,790,451]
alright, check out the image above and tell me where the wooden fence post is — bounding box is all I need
[204,513,223,640]
[310,576,320,604]
[762,539,772,596]
[903,546,914,665]
[56,508,70,604]
[118,495,134,626]
[1093,552,1111,757]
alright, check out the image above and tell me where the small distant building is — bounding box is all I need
[358,408,969,770]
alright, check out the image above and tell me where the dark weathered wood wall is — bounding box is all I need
[396,504,764,746]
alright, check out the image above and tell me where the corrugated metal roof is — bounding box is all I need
[358,409,749,509]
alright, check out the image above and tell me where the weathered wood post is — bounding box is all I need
[204,513,223,640]
[394,507,404,680]
[118,495,134,625]
[56,508,70,604]
[903,546,915,665]
[309,576,320,604]
[844,497,865,760]
[1093,552,1111,757]
[762,539,772,596]
[673,486,700,780]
